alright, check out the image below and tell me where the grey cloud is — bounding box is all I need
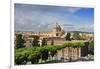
[62,24,74,26]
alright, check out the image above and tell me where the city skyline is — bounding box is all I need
[15,3,94,32]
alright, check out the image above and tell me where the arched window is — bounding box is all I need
[56,33,58,36]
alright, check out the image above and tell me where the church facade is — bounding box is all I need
[15,23,66,47]
[31,23,65,38]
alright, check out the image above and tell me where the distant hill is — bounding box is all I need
[65,31,94,34]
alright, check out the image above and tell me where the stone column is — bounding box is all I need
[78,48,81,58]
[66,47,69,59]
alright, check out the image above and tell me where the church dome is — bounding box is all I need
[53,22,61,31]
[52,22,65,37]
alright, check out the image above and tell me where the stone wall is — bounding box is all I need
[57,47,81,61]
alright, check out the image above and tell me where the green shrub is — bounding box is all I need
[63,42,84,48]
[88,41,94,55]
[15,42,85,65]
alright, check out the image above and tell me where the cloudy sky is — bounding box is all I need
[14,3,94,32]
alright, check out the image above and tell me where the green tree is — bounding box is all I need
[32,35,39,47]
[51,39,54,45]
[41,48,49,62]
[88,41,94,55]
[73,32,81,40]
[15,48,29,65]
[80,34,87,40]
[28,50,40,64]
[15,34,25,49]
[42,38,47,46]
[65,33,71,41]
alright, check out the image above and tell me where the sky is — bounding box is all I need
[14,3,94,32]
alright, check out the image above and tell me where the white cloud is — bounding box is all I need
[15,4,93,32]
[66,7,81,13]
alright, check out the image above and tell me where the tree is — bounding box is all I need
[28,51,40,64]
[65,33,71,41]
[32,35,39,47]
[42,38,47,46]
[81,34,87,40]
[15,48,29,65]
[51,39,54,45]
[88,41,94,55]
[41,48,49,62]
[15,34,25,49]
[15,53,25,65]
[73,32,81,40]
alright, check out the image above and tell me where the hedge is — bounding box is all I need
[15,42,85,65]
